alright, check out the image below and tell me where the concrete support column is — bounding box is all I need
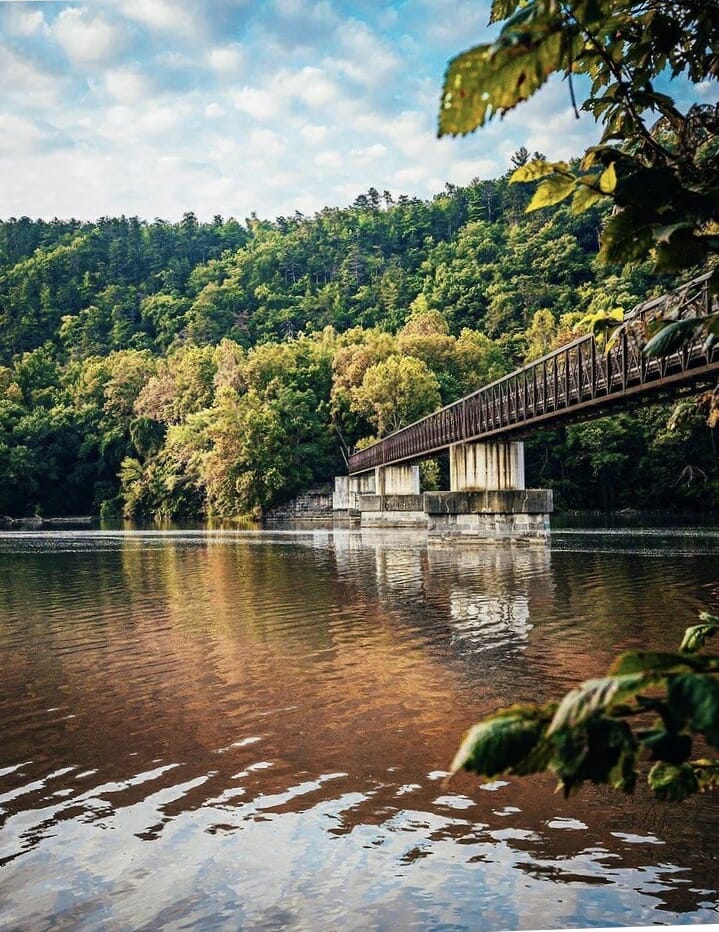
[450,441,525,492]
[375,464,420,496]
[333,472,375,512]
[356,465,424,528]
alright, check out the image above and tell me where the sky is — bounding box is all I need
[0,0,715,223]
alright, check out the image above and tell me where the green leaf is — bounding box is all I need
[598,210,654,264]
[669,675,719,746]
[572,0,606,26]
[552,716,637,795]
[605,726,638,792]
[654,235,709,272]
[450,703,555,777]
[439,29,564,135]
[609,650,700,676]
[580,145,618,171]
[571,178,605,213]
[639,729,692,764]
[706,314,719,338]
[598,162,617,193]
[648,762,699,801]
[548,673,660,735]
[580,307,624,344]
[614,165,683,209]
[680,621,719,654]
[642,318,702,358]
[526,174,576,212]
[510,159,569,183]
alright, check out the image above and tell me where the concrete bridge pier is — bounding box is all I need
[358,464,426,528]
[333,472,375,514]
[428,440,552,542]
[450,440,525,491]
[338,441,552,539]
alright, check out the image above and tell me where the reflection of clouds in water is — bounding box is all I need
[449,591,532,653]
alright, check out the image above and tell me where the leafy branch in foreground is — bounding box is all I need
[439,0,719,277]
[451,613,719,801]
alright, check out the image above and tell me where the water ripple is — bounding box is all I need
[1,527,718,929]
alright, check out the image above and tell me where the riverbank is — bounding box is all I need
[0,515,94,530]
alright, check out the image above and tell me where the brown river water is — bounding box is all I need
[1,524,718,930]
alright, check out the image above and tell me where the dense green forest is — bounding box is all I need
[1,157,717,519]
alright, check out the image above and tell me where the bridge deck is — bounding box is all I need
[348,273,719,474]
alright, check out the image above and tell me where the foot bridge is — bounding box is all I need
[334,272,719,541]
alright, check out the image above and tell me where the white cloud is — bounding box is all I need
[0,113,60,155]
[695,80,719,101]
[6,0,707,226]
[354,143,388,162]
[418,0,495,46]
[377,7,400,30]
[231,86,284,122]
[96,99,194,147]
[104,68,150,104]
[330,19,400,87]
[287,67,339,109]
[156,50,194,70]
[272,0,306,16]
[6,7,48,37]
[248,128,287,160]
[300,124,328,145]
[266,0,340,39]
[314,150,342,169]
[392,165,430,186]
[137,104,189,138]
[0,43,63,111]
[499,75,600,160]
[208,44,245,75]
[445,155,500,182]
[363,109,434,158]
[52,8,126,66]
[206,134,239,163]
[115,0,198,38]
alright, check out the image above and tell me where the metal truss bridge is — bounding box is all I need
[348,272,719,475]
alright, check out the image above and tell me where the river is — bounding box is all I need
[1,524,718,930]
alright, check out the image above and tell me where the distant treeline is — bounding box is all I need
[1,153,716,518]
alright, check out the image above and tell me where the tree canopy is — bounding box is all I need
[0,157,716,521]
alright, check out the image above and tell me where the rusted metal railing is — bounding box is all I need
[349,273,719,474]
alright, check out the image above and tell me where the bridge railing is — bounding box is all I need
[349,273,718,474]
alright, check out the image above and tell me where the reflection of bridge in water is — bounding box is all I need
[335,274,719,541]
[331,528,552,659]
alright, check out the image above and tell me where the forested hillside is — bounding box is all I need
[1,157,716,519]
